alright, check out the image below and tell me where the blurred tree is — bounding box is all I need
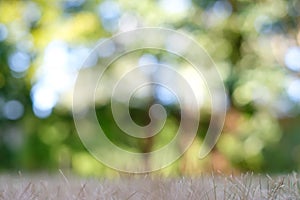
[0,0,300,176]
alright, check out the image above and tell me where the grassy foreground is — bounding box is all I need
[0,172,299,200]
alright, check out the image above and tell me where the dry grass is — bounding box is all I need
[0,172,299,200]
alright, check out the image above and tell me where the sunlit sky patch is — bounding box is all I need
[98,1,120,32]
[284,46,300,72]
[287,79,300,102]
[139,54,158,66]
[8,51,31,73]
[31,85,58,111]
[159,0,192,14]
[155,86,177,105]
[3,100,24,120]
[138,54,158,75]
[31,41,88,118]
[119,13,139,32]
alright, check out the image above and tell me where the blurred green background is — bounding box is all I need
[0,0,300,176]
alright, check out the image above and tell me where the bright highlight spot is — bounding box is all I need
[159,0,192,14]
[98,1,120,32]
[212,0,232,20]
[8,51,31,73]
[31,41,82,118]
[287,79,300,102]
[138,54,158,74]
[31,86,58,111]
[3,100,24,120]
[156,86,177,105]
[119,13,138,32]
[139,54,158,66]
[285,46,300,72]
